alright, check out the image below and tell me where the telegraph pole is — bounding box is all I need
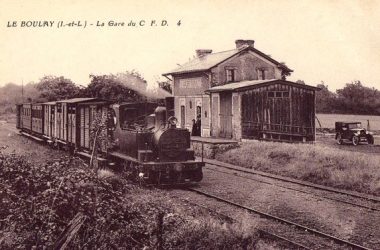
[21,78,24,102]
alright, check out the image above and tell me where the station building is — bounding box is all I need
[163,40,319,142]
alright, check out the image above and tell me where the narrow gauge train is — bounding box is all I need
[16,97,203,184]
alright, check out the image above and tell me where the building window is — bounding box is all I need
[268,91,289,98]
[258,69,266,80]
[189,100,192,109]
[196,106,201,118]
[226,69,236,83]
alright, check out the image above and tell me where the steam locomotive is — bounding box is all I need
[16,97,203,185]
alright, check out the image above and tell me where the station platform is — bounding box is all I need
[190,136,238,144]
[190,136,238,159]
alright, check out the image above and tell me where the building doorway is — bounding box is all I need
[219,92,232,138]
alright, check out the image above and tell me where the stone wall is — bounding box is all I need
[211,51,282,86]
[191,141,239,159]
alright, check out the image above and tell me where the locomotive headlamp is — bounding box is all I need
[167,116,178,126]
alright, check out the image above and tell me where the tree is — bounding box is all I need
[279,62,291,80]
[296,80,306,85]
[315,82,337,113]
[36,76,81,101]
[336,80,380,114]
[0,82,39,115]
[157,79,172,94]
[85,71,146,103]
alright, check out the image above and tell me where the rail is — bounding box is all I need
[203,159,380,203]
[188,187,371,250]
[204,164,380,211]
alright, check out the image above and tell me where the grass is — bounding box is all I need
[215,140,380,196]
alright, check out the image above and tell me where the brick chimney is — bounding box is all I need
[235,39,255,49]
[196,49,213,57]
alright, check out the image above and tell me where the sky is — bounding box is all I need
[1,0,380,91]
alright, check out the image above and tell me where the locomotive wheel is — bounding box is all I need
[352,135,359,146]
[367,135,374,145]
[194,169,203,182]
[336,133,343,145]
[121,161,138,181]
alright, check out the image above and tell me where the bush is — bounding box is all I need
[0,150,262,249]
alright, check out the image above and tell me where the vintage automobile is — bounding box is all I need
[335,122,374,145]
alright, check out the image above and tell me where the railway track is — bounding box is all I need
[202,158,380,202]
[204,164,380,212]
[174,195,312,249]
[187,187,371,250]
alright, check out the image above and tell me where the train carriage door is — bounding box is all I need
[67,105,74,144]
[79,106,84,148]
[44,105,48,136]
[51,106,55,138]
[89,105,97,149]
[84,106,90,148]
[57,104,61,139]
[70,105,76,144]
[63,103,67,141]
[16,105,22,129]
[219,92,233,138]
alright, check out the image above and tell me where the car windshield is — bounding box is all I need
[348,123,361,129]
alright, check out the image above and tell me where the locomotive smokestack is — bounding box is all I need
[155,106,167,129]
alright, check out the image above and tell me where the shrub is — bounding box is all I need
[0,150,263,249]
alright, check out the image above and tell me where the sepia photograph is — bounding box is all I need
[0,0,379,249]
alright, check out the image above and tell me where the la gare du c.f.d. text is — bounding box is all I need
[6,20,174,28]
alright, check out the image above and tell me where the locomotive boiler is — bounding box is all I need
[108,102,204,184]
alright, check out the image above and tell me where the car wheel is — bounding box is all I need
[336,133,343,145]
[367,135,374,145]
[352,135,359,146]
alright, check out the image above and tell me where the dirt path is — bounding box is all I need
[0,121,66,164]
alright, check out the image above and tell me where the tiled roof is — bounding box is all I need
[207,79,320,92]
[163,45,293,76]
[163,48,241,75]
